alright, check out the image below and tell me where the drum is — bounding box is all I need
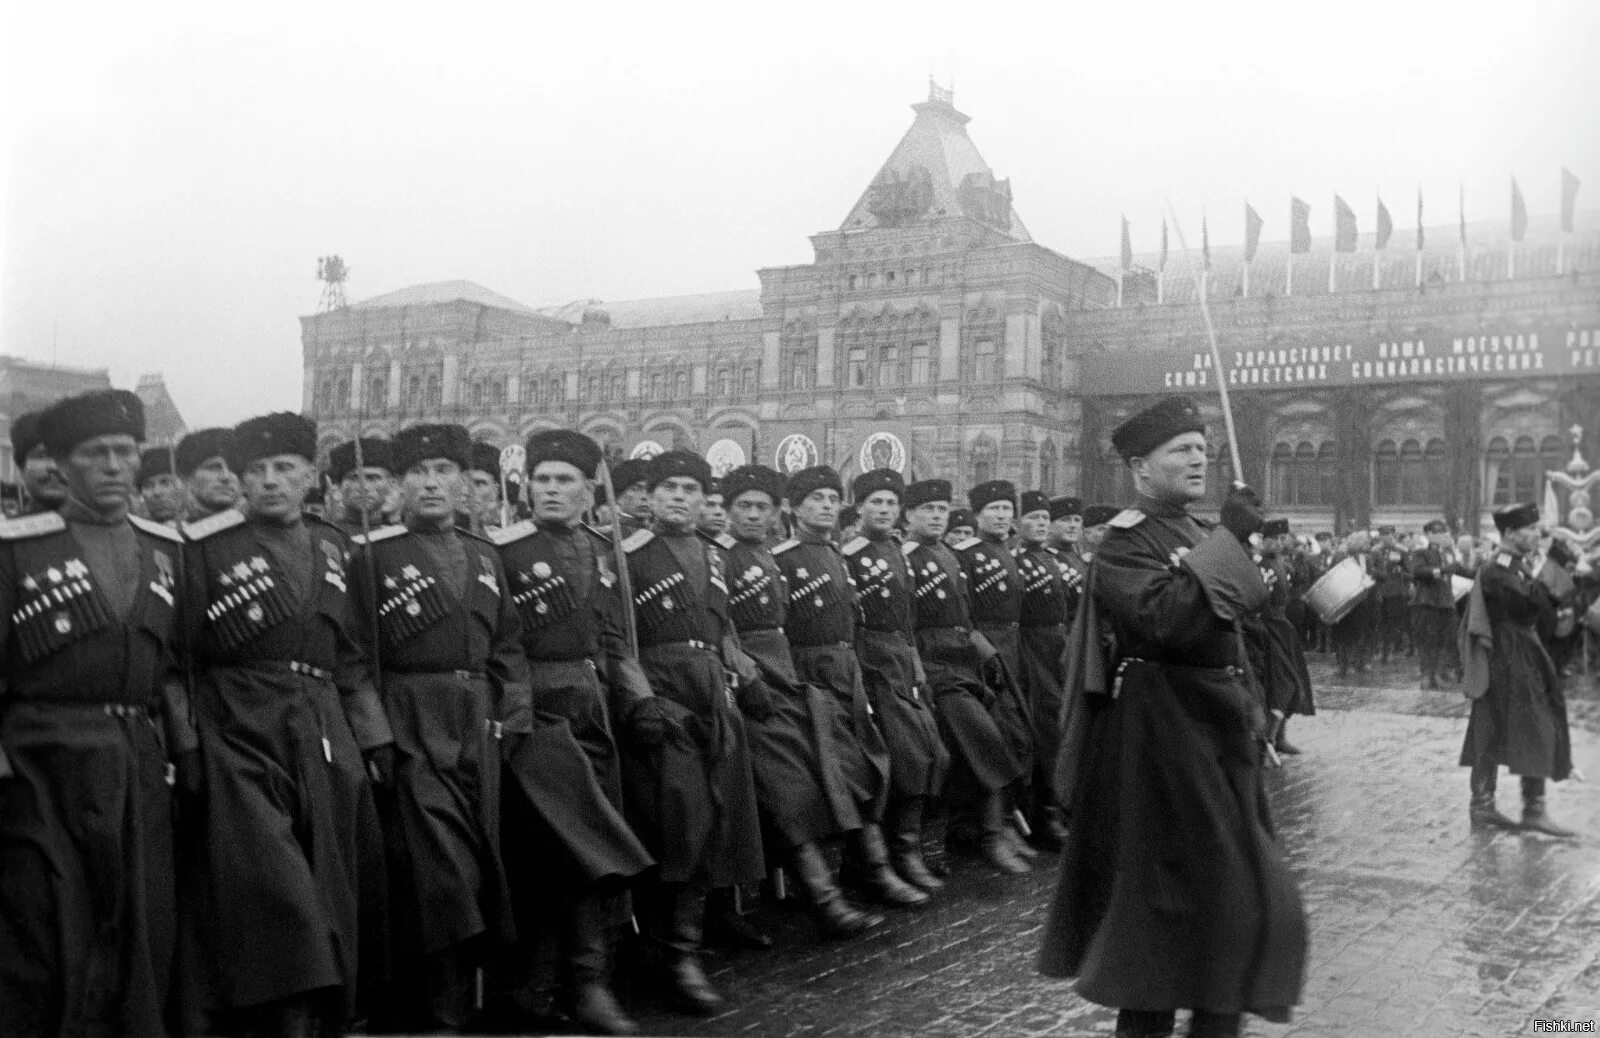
[1451,574,1474,603]
[1305,556,1375,625]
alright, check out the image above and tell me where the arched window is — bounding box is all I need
[878,346,899,387]
[650,373,664,400]
[1490,435,1550,506]
[789,352,813,390]
[1039,440,1058,495]
[1373,439,1401,505]
[1200,445,1234,508]
[741,367,755,395]
[970,437,998,486]
[717,368,731,396]
[675,371,689,398]
[490,379,506,407]
[1422,438,1447,506]
[1396,439,1427,505]
[406,375,423,409]
[367,375,386,410]
[425,374,441,408]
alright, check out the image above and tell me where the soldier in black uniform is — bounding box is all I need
[174,427,242,520]
[944,507,975,548]
[0,390,192,1037]
[464,440,504,536]
[345,423,527,1032]
[1249,518,1315,755]
[1013,489,1072,848]
[9,411,69,514]
[1410,518,1463,689]
[1047,496,1088,629]
[1370,525,1411,662]
[139,446,187,525]
[618,450,765,1015]
[597,457,652,537]
[488,430,655,1036]
[1078,505,1119,561]
[696,477,728,538]
[326,437,395,538]
[776,466,923,909]
[902,479,1030,875]
[1040,397,1306,1038]
[180,411,388,1037]
[846,467,950,893]
[716,463,893,936]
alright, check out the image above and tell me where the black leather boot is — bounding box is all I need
[1031,805,1068,851]
[888,798,944,892]
[1468,764,1517,830]
[564,896,638,1036]
[791,841,885,937]
[855,824,930,906]
[704,886,773,950]
[1520,777,1576,838]
[665,886,724,1015]
[980,795,1030,874]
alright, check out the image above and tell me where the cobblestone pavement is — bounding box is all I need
[593,654,1600,1038]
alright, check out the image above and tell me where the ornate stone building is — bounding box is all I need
[303,85,1600,534]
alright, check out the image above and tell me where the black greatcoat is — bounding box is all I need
[1243,549,1314,717]
[350,524,525,957]
[847,532,948,799]
[1459,550,1572,779]
[954,534,1034,776]
[0,509,189,1038]
[181,510,388,1017]
[1015,542,1072,782]
[1039,498,1307,1022]
[718,533,865,847]
[622,530,765,887]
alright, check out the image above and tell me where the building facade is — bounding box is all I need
[302,85,1600,534]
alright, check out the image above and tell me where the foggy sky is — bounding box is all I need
[3,0,1596,428]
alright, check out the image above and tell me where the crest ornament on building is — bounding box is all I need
[706,439,747,477]
[866,166,934,228]
[630,440,665,461]
[774,434,819,475]
[859,432,907,474]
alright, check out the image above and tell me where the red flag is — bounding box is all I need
[1334,195,1358,252]
[1375,198,1393,250]
[1202,213,1211,270]
[1416,188,1425,251]
[1562,168,1582,233]
[1511,178,1528,242]
[1290,197,1312,254]
[1159,219,1169,271]
[1459,184,1467,246]
[1120,215,1133,271]
[1244,202,1264,262]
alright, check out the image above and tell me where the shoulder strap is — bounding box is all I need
[181,508,246,541]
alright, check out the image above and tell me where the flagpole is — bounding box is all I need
[1157,270,1164,304]
[1286,252,1294,297]
[1164,203,1243,484]
[1117,270,1124,308]
[1242,258,1250,299]
[1327,249,1337,294]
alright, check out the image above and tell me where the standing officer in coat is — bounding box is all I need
[9,411,70,515]
[1013,489,1072,848]
[1039,397,1307,1038]
[326,437,395,538]
[348,423,527,1032]
[174,428,243,521]
[902,479,1030,875]
[847,467,950,893]
[180,411,387,1037]
[1370,525,1411,663]
[0,389,193,1038]
[716,463,891,937]
[618,450,765,1015]
[1459,502,1576,837]
[1411,519,1463,689]
[487,429,655,1035]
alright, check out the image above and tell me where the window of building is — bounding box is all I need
[1272,440,1336,505]
[789,353,813,390]
[1487,434,1564,506]
[1200,447,1234,508]
[878,346,899,387]
[406,375,423,409]
[1039,442,1057,495]
[906,268,920,287]
[848,274,859,291]
[717,368,731,396]
[885,270,896,286]
[586,376,598,402]
[974,338,998,383]
[910,342,932,384]
[368,376,386,410]
[610,375,623,401]
[866,272,878,289]
[675,371,689,398]
[425,375,441,408]
[1372,440,1400,505]
[848,347,868,387]
[741,367,755,394]
[650,373,664,400]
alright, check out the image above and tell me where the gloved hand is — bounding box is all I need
[625,696,677,747]
[735,678,779,724]
[1220,484,1266,542]
[364,743,397,786]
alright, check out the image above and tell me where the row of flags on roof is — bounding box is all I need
[1119,168,1584,273]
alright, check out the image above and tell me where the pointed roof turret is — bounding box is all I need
[839,82,1029,241]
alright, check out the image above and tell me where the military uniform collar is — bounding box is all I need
[795,527,833,545]
[1134,493,1189,520]
[60,497,126,526]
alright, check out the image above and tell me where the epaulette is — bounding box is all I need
[1495,552,1513,568]
[840,536,869,556]
[0,511,66,540]
[771,538,799,555]
[1108,509,1145,529]
[713,532,737,551]
[580,521,612,545]
[488,520,537,546]
[1044,544,1059,554]
[901,539,922,557]
[457,527,496,546]
[181,508,246,541]
[129,514,183,543]
[948,536,980,551]
[350,523,407,546]
[622,529,655,553]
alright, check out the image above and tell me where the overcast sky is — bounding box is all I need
[3,0,1596,428]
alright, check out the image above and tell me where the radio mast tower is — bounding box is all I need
[316,255,350,311]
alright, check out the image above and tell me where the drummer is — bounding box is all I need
[1329,531,1377,677]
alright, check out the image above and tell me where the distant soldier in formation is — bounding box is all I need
[0,390,192,1037]
[1370,525,1411,662]
[1410,518,1464,689]
[138,446,187,526]
[598,458,652,538]
[695,477,728,539]
[174,427,243,520]
[1012,489,1073,847]
[9,411,70,515]
[326,436,395,537]
[1248,518,1314,755]
[944,507,975,548]
[463,440,504,535]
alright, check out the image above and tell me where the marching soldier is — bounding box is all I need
[488,430,655,1035]
[775,466,923,908]
[598,457,652,537]
[463,440,504,535]
[846,467,950,893]
[0,390,192,1037]
[944,507,975,547]
[617,450,765,1015]
[179,411,387,1037]
[696,477,728,538]
[1040,396,1306,1038]
[1046,496,1089,631]
[716,463,893,937]
[902,479,1030,875]
[1459,502,1576,837]
[1410,519,1462,689]
[138,446,187,525]
[174,427,243,520]
[347,423,526,1032]
[9,411,69,515]
[326,436,395,537]
[1013,489,1072,847]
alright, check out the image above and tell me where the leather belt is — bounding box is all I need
[389,668,486,680]
[647,639,716,652]
[241,659,333,682]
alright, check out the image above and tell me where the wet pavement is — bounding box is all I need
[596,652,1600,1037]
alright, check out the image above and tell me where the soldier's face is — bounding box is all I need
[242,454,313,522]
[402,458,465,524]
[945,524,974,545]
[467,469,500,514]
[618,483,651,517]
[59,434,139,514]
[141,473,185,521]
[697,493,728,536]
[905,501,949,541]
[793,488,840,534]
[530,461,589,525]
[976,501,1013,537]
[729,491,778,542]
[1051,514,1082,544]
[1081,524,1109,552]
[188,456,241,511]
[858,490,900,535]
[341,468,393,515]
[1019,510,1050,544]
[650,476,703,532]
[1504,525,1541,554]
[1131,431,1208,504]
[22,444,68,506]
